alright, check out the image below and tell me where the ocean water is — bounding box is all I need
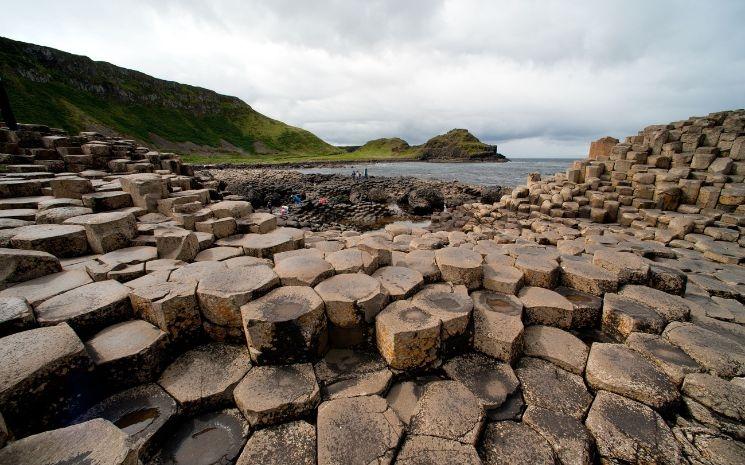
[294,158,578,187]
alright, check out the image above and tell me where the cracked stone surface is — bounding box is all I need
[409,380,485,445]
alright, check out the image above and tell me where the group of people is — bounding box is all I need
[351,168,368,180]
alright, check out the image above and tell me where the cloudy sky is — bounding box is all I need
[4,0,745,156]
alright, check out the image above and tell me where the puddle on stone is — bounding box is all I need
[114,407,159,435]
[155,410,248,465]
[269,299,305,321]
[425,294,462,312]
[400,307,430,323]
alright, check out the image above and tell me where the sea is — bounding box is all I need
[294,158,578,188]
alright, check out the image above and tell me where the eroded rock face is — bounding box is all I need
[317,395,404,465]
[479,421,556,465]
[237,420,316,465]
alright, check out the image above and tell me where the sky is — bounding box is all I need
[3,0,745,157]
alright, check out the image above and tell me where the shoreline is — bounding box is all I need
[188,156,510,170]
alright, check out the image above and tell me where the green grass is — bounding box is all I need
[181,148,421,165]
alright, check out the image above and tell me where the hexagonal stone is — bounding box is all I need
[195,217,237,239]
[86,320,168,389]
[130,280,202,341]
[555,286,602,328]
[523,325,589,375]
[398,249,438,282]
[435,247,483,289]
[375,300,440,370]
[10,224,89,257]
[523,406,594,465]
[314,273,388,344]
[601,292,666,341]
[275,255,334,287]
[586,390,682,464]
[313,348,392,400]
[0,296,34,337]
[65,211,137,254]
[35,279,132,338]
[479,421,556,465]
[0,323,92,437]
[397,435,481,465]
[409,380,484,444]
[147,408,249,465]
[515,253,560,288]
[159,343,250,413]
[559,258,618,296]
[592,248,650,284]
[193,246,242,262]
[0,247,61,287]
[442,352,519,409]
[325,248,377,274]
[317,395,404,465]
[682,373,745,423]
[625,332,702,386]
[357,235,396,266]
[516,357,592,420]
[241,286,328,364]
[168,260,227,282]
[35,206,93,224]
[239,232,296,258]
[471,290,524,363]
[209,200,252,218]
[586,342,679,411]
[224,255,272,269]
[197,264,279,328]
[50,176,94,199]
[518,286,573,329]
[664,322,745,378]
[236,420,315,465]
[98,245,158,266]
[411,284,473,353]
[0,419,137,465]
[76,383,177,454]
[618,284,691,322]
[482,263,523,294]
[81,190,133,212]
[233,363,320,427]
[372,266,424,300]
[0,268,93,307]
[155,228,198,261]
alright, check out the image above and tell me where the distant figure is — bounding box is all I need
[291,193,302,205]
[319,197,328,205]
[266,200,272,211]
[364,168,368,178]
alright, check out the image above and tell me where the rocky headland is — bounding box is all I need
[0,110,743,465]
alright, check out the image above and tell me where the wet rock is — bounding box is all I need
[479,421,556,465]
[586,390,682,464]
[483,263,524,294]
[625,332,702,386]
[471,290,524,363]
[559,258,618,296]
[0,296,34,337]
[76,383,177,455]
[233,363,320,427]
[130,280,202,341]
[0,323,92,437]
[518,286,574,329]
[236,420,316,465]
[516,357,593,420]
[0,247,61,287]
[10,223,89,257]
[86,319,168,390]
[65,211,137,254]
[158,343,250,413]
[155,228,199,261]
[375,300,440,369]
[396,435,481,465]
[325,248,377,274]
[35,279,132,338]
[0,268,93,307]
[435,246,483,289]
[442,352,519,409]
[241,286,328,364]
[586,342,679,411]
[317,395,403,465]
[682,373,745,423]
[523,406,595,465]
[197,264,279,328]
[275,255,334,287]
[663,321,745,378]
[372,265,424,300]
[523,325,589,374]
[0,419,137,465]
[601,292,666,341]
[313,348,392,400]
[148,408,249,465]
[515,253,560,288]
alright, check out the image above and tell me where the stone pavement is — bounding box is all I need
[0,117,744,464]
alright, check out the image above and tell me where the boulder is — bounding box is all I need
[625,332,702,386]
[0,269,93,307]
[664,321,745,378]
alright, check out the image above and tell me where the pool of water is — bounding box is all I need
[295,158,578,187]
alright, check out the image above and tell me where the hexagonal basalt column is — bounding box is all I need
[64,211,137,254]
[471,290,524,363]
[274,255,334,287]
[372,265,424,301]
[10,224,89,257]
[325,248,377,274]
[411,284,473,354]
[241,286,328,364]
[375,300,440,370]
[435,247,483,290]
[130,280,202,342]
